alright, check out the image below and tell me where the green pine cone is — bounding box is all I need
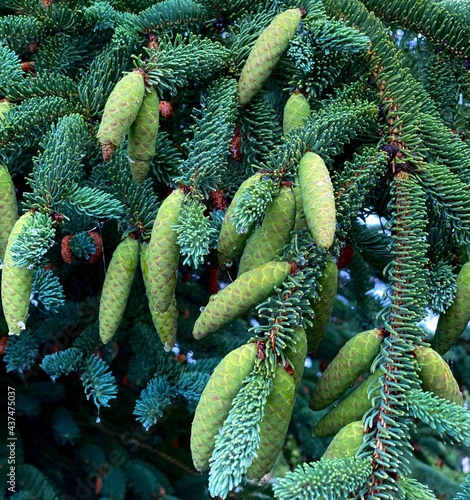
[154,298,178,352]
[0,100,12,120]
[238,185,295,275]
[432,262,470,355]
[284,326,307,393]
[417,346,463,406]
[217,173,261,268]
[247,365,295,481]
[147,189,184,314]
[0,165,18,262]
[237,226,262,275]
[129,159,151,185]
[99,236,140,344]
[193,261,291,339]
[310,328,383,411]
[313,369,382,438]
[238,9,302,107]
[305,257,338,352]
[191,343,258,471]
[140,242,177,351]
[298,152,336,250]
[322,421,363,460]
[96,70,146,160]
[283,91,310,135]
[1,212,34,335]
[128,87,159,183]
[293,184,307,231]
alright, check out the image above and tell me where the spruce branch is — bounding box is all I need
[41,347,85,380]
[134,0,208,36]
[227,6,279,69]
[418,112,470,185]
[144,34,230,97]
[0,15,43,54]
[416,161,470,244]
[361,0,470,58]
[24,114,92,209]
[258,91,378,176]
[334,148,388,241]
[83,1,119,31]
[231,175,279,234]
[52,408,80,446]
[407,389,470,446]
[151,130,184,185]
[175,77,238,196]
[0,96,76,163]
[272,457,373,500]
[284,17,369,95]
[62,184,125,220]
[34,33,94,77]
[455,475,470,500]
[5,73,77,102]
[208,371,273,499]
[252,230,326,365]
[0,44,24,95]
[31,267,65,313]
[133,375,173,431]
[240,92,283,174]
[77,43,134,118]
[362,173,430,498]
[9,212,56,268]
[4,333,39,374]
[173,194,218,268]
[427,261,457,314]
[399,477,437,500]
[93,149,159,239]
[80,354,118,408]
[15,464,62,500]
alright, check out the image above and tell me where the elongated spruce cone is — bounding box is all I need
[191,343,257,471]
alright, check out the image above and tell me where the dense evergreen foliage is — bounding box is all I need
[0,0,469,498]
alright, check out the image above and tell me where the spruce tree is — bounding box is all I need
[1,0,469,498]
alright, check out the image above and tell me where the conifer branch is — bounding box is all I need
[134,0,208,35]
[259,91,378,176]
[361,0,470,58]
[173,194,219,268]
[80,354,118,408]
[31,267,65,313]
[208,370,272,499]
[252,230,326,366]
[400,477,437,500]
[407,389,470,445]
[144,34,230,97]
[175,76,238,196]
[362,173,429,498]
[239,92,283,174]
[94,150,159,239]
[334,148,388,242]
[9,212,55,268]
[273,457,373,500]
[41,347,85,380]
[4,333,39,374]
[133,376,173,431]
[0,96,76,162]
[455,475,470,499]
[5,73,78,102]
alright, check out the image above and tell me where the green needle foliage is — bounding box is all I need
[1,0,470,498]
